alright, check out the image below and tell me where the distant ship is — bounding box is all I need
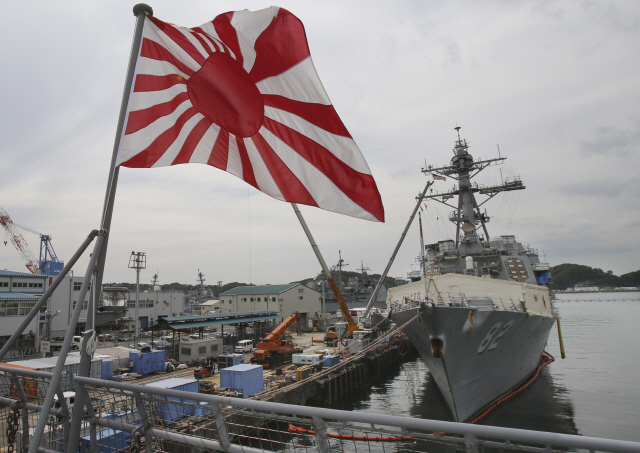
[388,127,556,423]
[313,252,388,314]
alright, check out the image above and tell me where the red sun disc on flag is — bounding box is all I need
[187,52,264,137]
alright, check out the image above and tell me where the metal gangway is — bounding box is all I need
[0,364,638,453]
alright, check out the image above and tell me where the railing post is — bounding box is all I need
[9,374,28,453]
[464,433,479,453]
[76,383,97,453]
[312,416,330,453]
[133,391,154,453]
[54,384,71,448]
[210,402,231,450]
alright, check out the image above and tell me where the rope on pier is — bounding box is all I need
[288,424,414,441]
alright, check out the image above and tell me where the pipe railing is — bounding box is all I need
[0,370,639,453]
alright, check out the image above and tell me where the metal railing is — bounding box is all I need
[0,365,639,453]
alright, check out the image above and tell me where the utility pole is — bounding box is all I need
[128,251,146,349]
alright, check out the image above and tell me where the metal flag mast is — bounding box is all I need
[63,6,154,453]
[363,181,433,319]
[290,204,358,331]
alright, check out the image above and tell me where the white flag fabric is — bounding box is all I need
[116,7,384,222]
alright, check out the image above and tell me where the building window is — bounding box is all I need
[257,297,261,302]
[243,298,247,302]
[299,296,303,300]
[298,288,304,293]
[210,344,218,352]
[72,301,89,310]
[73,282,91,291]
[0,282,8,287]
[181,347,191,355]
[0,303,19,316]
[198,346,206,354]
[250,298,254,302]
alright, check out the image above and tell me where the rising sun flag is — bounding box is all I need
[116,7,385,222]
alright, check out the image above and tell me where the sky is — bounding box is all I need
[1,1,639,287]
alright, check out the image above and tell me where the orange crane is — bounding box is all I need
[323,276,359,345]
[251,312,303,368]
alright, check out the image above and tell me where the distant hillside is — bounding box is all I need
[103,281,250,297]
[550,264,640,290]
[294,271,404,290]
[108,264,639,295]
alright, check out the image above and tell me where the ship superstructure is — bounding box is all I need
[418,127,551,284]
[389,127,555,422]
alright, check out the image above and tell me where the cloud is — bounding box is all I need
[580,123,640,156]
[2,1,640,281]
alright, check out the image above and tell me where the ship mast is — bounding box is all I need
[422,127,525,249]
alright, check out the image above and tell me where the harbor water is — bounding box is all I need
[323,292,640,443]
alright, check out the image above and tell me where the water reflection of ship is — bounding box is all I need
[312,251,388,314]
[320,353,579,448]
[411,364,579,436]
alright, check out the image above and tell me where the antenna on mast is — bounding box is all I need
[497,144,501,158]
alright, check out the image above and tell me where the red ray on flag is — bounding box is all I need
[116,7,384,222]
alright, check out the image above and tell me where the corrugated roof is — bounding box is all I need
[0,292,42,300]
[0,270,47,278]
[220,283,300,296]
[167,314,283,330]
[163,310,279,323]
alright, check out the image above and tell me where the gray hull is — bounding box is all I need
[392,303,555,422]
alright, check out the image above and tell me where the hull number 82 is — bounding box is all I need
[478,320,514,353]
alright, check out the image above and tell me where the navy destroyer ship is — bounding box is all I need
[389,127,556,423]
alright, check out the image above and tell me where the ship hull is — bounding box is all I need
[392,304,555,422]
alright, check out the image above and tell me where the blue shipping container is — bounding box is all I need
[218,353,244,369]
[323,355,340,367]
[129,349,165,375]
[220,364,263,398]
[80,429,130,453]
[145,378,199,423]
[101,359,113,380]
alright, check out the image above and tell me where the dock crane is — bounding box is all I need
[251,312,304,368]
[0,205,64,276]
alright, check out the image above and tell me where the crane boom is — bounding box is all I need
[262,312,300,344]
[0,205,39,273]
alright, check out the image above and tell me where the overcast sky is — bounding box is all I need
[1,1,638,287]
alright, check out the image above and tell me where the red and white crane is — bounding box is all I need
[0,205,63,275]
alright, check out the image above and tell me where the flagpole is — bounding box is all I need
[92,3,153,312]
[290,203,358,330]
[363,181,433,318]
[63,6,153,453]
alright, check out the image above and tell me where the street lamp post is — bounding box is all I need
[128,251,146,350]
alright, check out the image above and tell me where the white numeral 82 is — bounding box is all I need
[478,320,514,353]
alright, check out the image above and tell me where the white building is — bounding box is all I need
[0,270,48,355]
[219,283,321,327]
[123,289,186,330]
[198,299,220,314]
[0,270,188,353]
